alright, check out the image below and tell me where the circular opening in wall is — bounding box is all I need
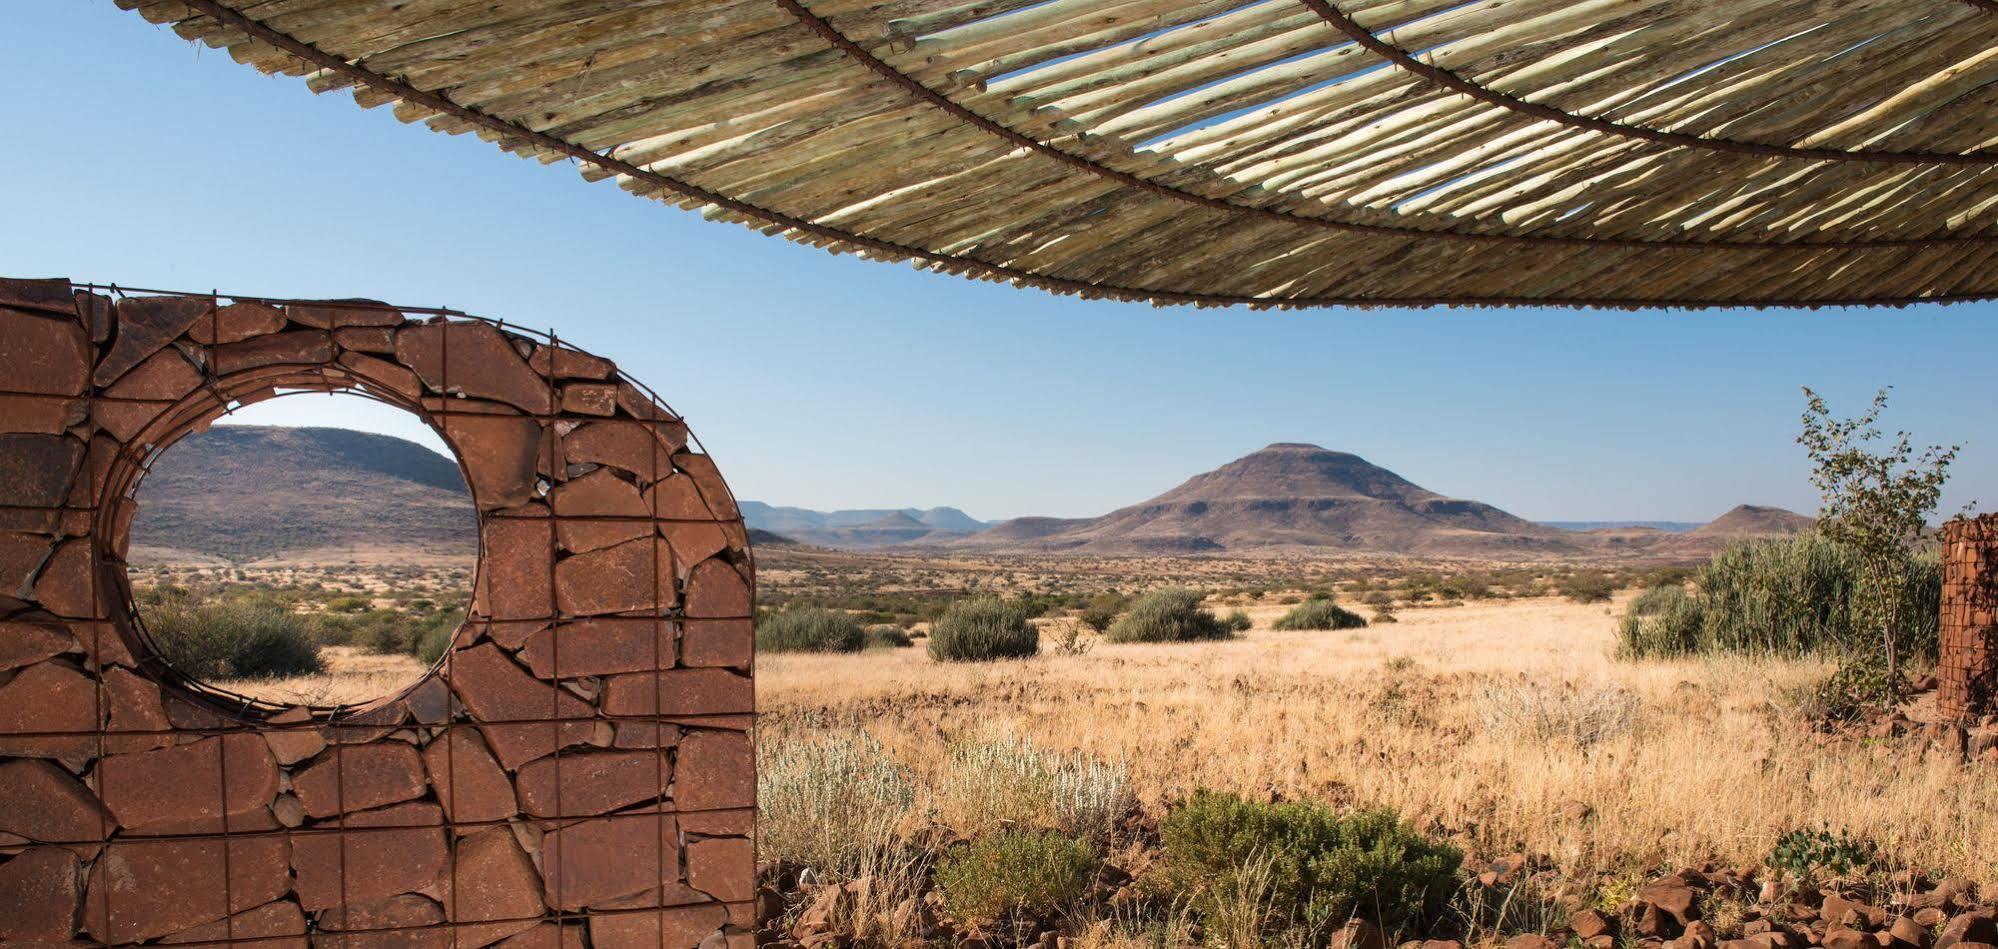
[125,389,478,710]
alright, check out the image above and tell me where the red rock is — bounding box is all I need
[664,521,730,569]
[315,894,450,949]
[287,300,403,329]
[98,733,279,833]
[0,529,56,595]
[422,726,518,823]
[613,720,683,750]
[686,836,753,903]
[1827,930,1873,949]
[396,321,552,413]
[1573,909,1615,940]
[337,352,424,401]
[1422,941,1466,949]
[404,676,455,724]
[0,616,75,670]
[0,757,111,849]
[82,834,292,942]
[684,559,751,618]
[0,846,81,940]
[604,669,753,718]
[94,295,211,386]
[476,508,554,622]
[89,395,168,441]
[1920,909,1950,927]
[515,749,668,817]
[673,729,755,811]
[185,301,287,344]
[0,307,88,393]
[1940,913,1998,949]
[560,382,618,417]
[290,801,449,910]
[641,474,710,519]
[263,706,326,765]
[292,742,428,817]
[542,811,680,910]
[555,537,674,615]
[0,394,86,433]
[1824,898,1875,929]
[1329,919,1384,949]
[30,539,94,618]
[102,666,173,753]
[551,468,651,553]
[440,827,546,946]
[1505,937,1559,949]
[673,453,739,519]
[521,618,676,678]
[529,345,614,380]
[0,661,99,758]
[159,899,306,949]
[678,808,753,838]
[102,348,202,400]
[497,922,589,949]
[588,902,728,948]
[1890,917,1932,949]
[0,279,81,315]
[1639,880,1698,925]
[681,619,751,669]
[332,325,397,353]
[444,415,544,511]
[212,330,334,374]
[0,434,83,508]
[564,421,677,481]
[446,643,596,769]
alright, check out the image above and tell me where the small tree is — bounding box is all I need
[1797,387,1956,692]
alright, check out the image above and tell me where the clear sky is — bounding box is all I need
[7,3,1994,523]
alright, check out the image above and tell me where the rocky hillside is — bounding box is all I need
[1689,504,1817,536]
[130,425,477,564]
[738,501,989,548]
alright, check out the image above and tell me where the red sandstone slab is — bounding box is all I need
[98,733,279,833]
[287,300,404,329]
[0,846,81,941]
[554,537,675,615]
[0,279,81,315]
[496,922,589,949]
[683,559,751,619]
[514,749,668,817]
[0,434,83,509]
[686,836,754,902]
[290,801,450,910]
[602,669,752,718]
[102,666,173,753]
[0,758,112,850]
[476,510,553,621]
[82,834,292,943]
[0,394,88,434]
[673,729,755,811]
[314,894,451,949]
[439,827,546,946]
[586,902,729,949]
[397,322,552,414]
[444,415,544,511]
[680,619,751,669]
[185,301,286,344]
[446,643,596,770]
[560,382,618,416]
[292,742,428,817]
[0,308,89,396]
[212,330,334,374]
[520,618,677,678]
[158,899,306,949]
[93,295,210,386]
[528,345,614,380]
[263,706,325,766]
[540,811,680,911]
[102,347,202,401]
[422,726,518,823]
[550,468,651,554]
[0,661,101,759]
[563,421,677,482]
[0,617,75,671]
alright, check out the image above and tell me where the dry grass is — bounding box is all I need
[213,646,430,708]
[761,595,1998,880]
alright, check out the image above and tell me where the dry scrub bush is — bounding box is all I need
[758,728,916,875]
[1273,600,1368,631]
[930,598,1040,661]
[936,734,1133,839]
[759,606,866,653]
[1474,679,1640,749]
[146,598,323,679]
[934,830,1097,922]
[863,624,913,649]
[1105,589,1231,643]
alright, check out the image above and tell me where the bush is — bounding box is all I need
[936,734,1133,839]
[1562,571,1618,603]
[1272,600,1368,631]
[928,599,1039,661]
[1767,826,1877,883]
[935,830,1096,922]
[148,600,323,680]
[758,730,916,874]
[862,624,913,649]
[1616,535,1940,661]
[325,595,371,613]
[1077,591,1129,633]
[759,607,866,653]
[1160,791,1461,937]
[1104,589,1231,643]
[1224,609,1254,632]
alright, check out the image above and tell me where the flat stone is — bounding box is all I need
[496,923,588,949]
[673,729,755,811]
[446,643,596,770]
[98,733,279,833]
[440,827,545,946]
[554,537,674,616]
[588,902,728,949]
[102,348,202,400]
[422,726,517,823]
[521,618,676,678]
[683,559,750,619]
[0,279,81,315]
[403,677,454,725]
[212,330,333,374]
[443,415,543,511]
[476,509,553,621]
[88,396,166,442]
[159,899,306,949]
[603,669,753,718]
[0,308,89,396]
[564,421,676,482]
[292,742,427,817]
[528,345,614,380]
[336,351,423,401]
[641,474,712,520]
[315,894,451,949]
[332,325,397,353]
[681,619,751,669]
[515,749,667,817]
[0,530,56,598]
[0,394,87,434]
[263,706,325,766]
[615,382,677,422]
[686,836,754,903]
[102,666,173,753]
[0,758,111,850]
[0,434,83,508]
[613,720,682,750]
[0,846,81,941]
[290,801,449,910]
[673,453,739,519]
[287,300,403,329]
[550,468,651,554]
[0,617,75,670]
[396,322,552,414]
[185,301,287,344]
[541,811,679,911]
[664,521,731,570]
[82,834,292,943]
[559,382,618,417]
[678,808,753,838]
[63,433,114,509]
[0,661,99,758]
[94,295,210,386]
[30,539,93,618]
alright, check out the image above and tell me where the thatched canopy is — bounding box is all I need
[121,0,1998,308]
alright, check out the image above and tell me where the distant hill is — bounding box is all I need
[1689,504,1816,537]
[737,500,990,548]
[130,426,476,565]
[1542,521,1703,533]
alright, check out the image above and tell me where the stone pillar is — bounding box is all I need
[1939,514,1998,721]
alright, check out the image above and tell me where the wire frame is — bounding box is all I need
[0,277,756,947]
[1939,514,1998,721]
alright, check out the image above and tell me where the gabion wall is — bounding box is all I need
[0,278,755,946]
[1940,514,1998,721]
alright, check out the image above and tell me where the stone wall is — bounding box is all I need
[0,279,755,946]
[1939,514,1998,721]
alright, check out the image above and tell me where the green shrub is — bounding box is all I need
[1617,535,1940,661]
[1160,792,1461,938]
[1078,591,1130,633]
[863,624,913,649]
[1562,571,1618,603]
[935,830,1096,921]
[1272,600,1368,632]
[758,607,865,653]
[415,623,455,664]
[148,600,323,679]
[1768,826,1876,883]
[1224,609,1254,632]
[325,595,371,613]
[1105,589,1231,643]
[758,729,915,875]
[928,598,1039,661]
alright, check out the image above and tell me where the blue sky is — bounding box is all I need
[5,3,1994,522]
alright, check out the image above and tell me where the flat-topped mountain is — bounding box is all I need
[1689,504,1816,537]
[738,501,990,548]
